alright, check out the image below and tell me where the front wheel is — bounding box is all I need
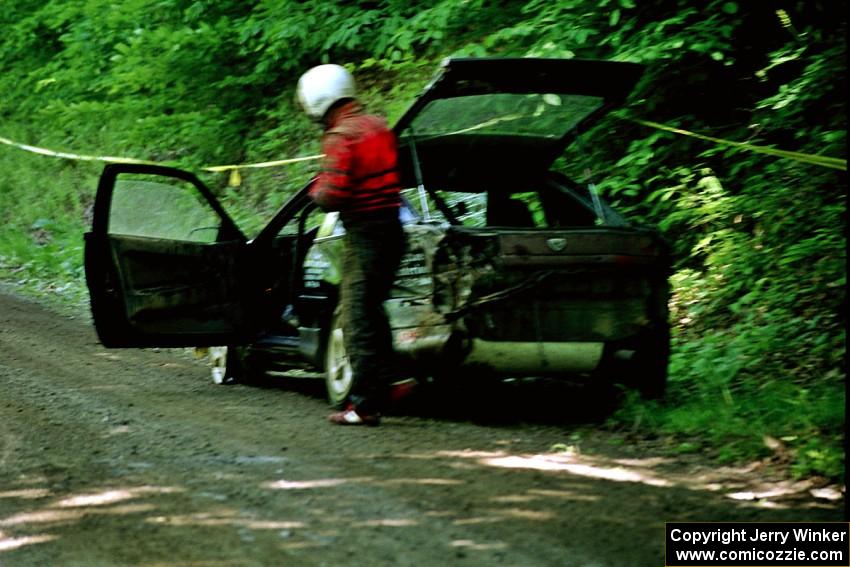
[324,312,354,408]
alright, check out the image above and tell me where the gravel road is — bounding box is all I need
[0,290,842,566]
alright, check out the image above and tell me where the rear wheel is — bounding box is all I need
[325,312,354,408]
[637,281,671,399]
[634,326,669,399]
[598,326,668,400]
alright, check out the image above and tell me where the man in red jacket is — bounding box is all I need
[297,64,406,425]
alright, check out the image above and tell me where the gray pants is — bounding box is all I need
[340,212,405,413]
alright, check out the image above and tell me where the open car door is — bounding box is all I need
[84,163,259,348]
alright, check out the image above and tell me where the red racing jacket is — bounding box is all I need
[309,101,402,219]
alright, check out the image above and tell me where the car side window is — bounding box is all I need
[403,189,485,226]
[109,175,223,243]
[447,192,487,227]
[414,190,547,228]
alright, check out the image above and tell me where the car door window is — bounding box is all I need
[109,175,224,243]
[401,188,475,226]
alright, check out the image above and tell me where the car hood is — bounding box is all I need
[394,57,644,189]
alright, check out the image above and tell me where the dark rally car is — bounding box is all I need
[84,57,672,406]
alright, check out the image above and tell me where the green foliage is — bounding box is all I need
[0,150,94,310]
[0,0,845,479]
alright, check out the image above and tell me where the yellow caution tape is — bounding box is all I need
[628,118,847,171]
[5,116,845,177]
[0,135,158,165]
[202,154,324,172]
[1,135,323,185]
[203,154,325,187]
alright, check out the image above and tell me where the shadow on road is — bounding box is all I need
[259,371,625,426]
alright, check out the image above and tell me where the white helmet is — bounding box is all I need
[296,64,357,121]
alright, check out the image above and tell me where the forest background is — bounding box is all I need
[0,1,845,481]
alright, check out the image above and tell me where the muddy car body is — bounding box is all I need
[85,57,671,405]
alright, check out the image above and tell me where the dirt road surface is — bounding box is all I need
[0,290,843,566]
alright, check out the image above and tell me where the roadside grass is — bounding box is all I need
[0,143,96,315]
[609,320,845,482]
[611,380,844,479]
[0,229,90,316]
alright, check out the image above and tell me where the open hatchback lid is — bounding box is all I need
[394,57,644,188]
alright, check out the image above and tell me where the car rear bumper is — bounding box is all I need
[461,339,604,375]
[392,320,608,376]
